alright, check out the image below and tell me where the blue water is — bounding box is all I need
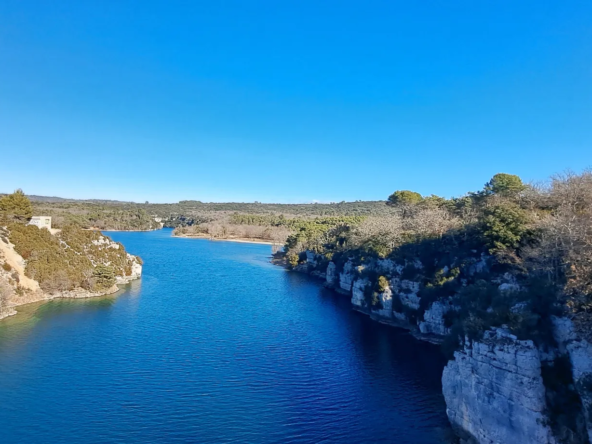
[0,228,451,443]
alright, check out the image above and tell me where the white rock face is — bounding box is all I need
[339,261,355,292]
[552,316,592,443]
[419,300,452,336]
[372,286,393,318]
[397,280,421,310]
[442,328,556,444]
[326,261,337,286]
[305,251,318,267]
[376,258,401,275]
[351,278,368,308]
[115,254,143,284]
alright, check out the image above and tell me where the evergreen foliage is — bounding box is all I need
[7,223,137,294]
[0,189,33,223]
[93,265,116,290]
[387,190,423,206]
[484,173,526,196]
[481,202,530,253]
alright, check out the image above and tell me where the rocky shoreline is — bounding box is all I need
[0,229,143,321]
[0,272,142,321]
[281,250,592,444]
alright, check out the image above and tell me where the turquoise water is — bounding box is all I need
[0,229,451,443]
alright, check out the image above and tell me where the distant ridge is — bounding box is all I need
[0,193,135,204]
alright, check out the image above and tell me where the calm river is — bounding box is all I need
[0,228,451,443]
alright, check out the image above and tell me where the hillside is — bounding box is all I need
[0,192,143,319]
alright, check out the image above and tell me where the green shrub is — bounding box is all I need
[377,276,389,293]
[288,254,299,268]
[1,262,11,272]
[93,265,116,290]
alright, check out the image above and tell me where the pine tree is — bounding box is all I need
[484,173,525,196]
[0,189,33,223]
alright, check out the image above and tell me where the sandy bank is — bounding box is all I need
[173,233,277,245]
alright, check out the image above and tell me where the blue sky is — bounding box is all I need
[1,1,591,203]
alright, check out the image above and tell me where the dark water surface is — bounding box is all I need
[0,229,451,443]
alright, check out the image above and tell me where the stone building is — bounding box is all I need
[28,216,52,230]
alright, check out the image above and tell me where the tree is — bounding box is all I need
[0,189,33,223]
[387,190,423,206]
[481,202,530,253]
[421,194,447,208]
[93,265,116,290]
[484,173,525,196]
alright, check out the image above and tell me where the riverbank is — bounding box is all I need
[91,226,163,232]
[0,225,144,321]
[173,233,276,245]
[277,256,444,345]
[0,284,123,321]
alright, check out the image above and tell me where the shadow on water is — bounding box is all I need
[287,270,448,386]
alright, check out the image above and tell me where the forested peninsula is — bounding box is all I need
[0,191,143,320]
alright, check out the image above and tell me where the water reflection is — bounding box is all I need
[0,230,451,444]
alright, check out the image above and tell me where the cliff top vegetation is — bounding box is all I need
[279,170,592,351]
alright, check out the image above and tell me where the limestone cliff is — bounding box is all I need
[442,328,556,444]
[553,317,592,443]
[292,250,592,444]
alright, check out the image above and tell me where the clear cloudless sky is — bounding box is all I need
[1,1,591,203]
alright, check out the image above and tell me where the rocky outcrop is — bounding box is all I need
[371,285,393,319]
[0,229,142,321]
[553,317,592,443]
[339,260,356,293]
[305,251,318,267]
[419,299,453,336]
[351,278,368,308]
[116,253,143,284]
[326,261,337,286]
[442,328,556,444]
[292,250,592,443]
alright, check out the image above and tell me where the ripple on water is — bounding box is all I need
[0,229,451,443]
